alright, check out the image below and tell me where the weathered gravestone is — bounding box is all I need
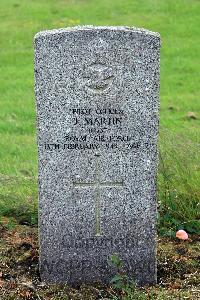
[34,26,160,286]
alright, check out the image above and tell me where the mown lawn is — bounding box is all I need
[0,0,199,239]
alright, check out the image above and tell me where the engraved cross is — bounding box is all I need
[73,155,123,236]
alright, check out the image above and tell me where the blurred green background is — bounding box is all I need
[0,0,199,234]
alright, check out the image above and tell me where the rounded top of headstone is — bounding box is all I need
[34,25,160,41]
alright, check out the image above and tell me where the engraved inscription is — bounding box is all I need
[43,107,146,151]
[67,107,129,151]
[73,155,123,236]
[84,63,114,92]
[62,235,137,249]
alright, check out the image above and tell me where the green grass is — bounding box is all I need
[0,0,199,232]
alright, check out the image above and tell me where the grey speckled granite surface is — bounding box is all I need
[34,26,160,286]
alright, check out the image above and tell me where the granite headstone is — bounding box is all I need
[34,26,160,286]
